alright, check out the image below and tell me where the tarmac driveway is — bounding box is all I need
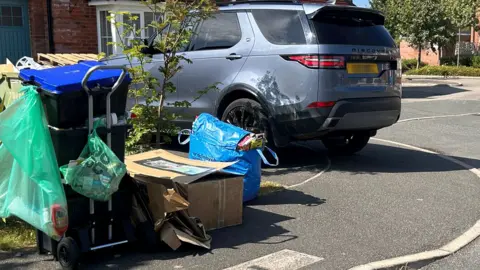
[1,81,480,270]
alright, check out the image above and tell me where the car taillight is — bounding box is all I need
[284,55,319,68]
[282,55,345,69]
[318,56,345,69]
[307,101,336,108]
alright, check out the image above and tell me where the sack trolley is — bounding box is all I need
[36,65,136,269]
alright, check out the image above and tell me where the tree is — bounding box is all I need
[369,0,401,42]
[371,0,480,69]
[145,0,218,146]
[371,0,455,69]
[443,0,480,66]
[398,0,456,68]
[106,0,218,153]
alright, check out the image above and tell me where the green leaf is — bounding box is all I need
[109,0,218,146]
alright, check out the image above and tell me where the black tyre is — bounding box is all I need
[322,132,370,155]
[221,98,271,144]
[57,237,80,270]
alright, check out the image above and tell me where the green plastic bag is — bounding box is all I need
[0,86,69,241]
[59,121,126,201]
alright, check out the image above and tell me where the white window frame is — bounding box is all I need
[90,1,164,55]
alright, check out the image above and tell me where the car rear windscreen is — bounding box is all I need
[311,16,396,47]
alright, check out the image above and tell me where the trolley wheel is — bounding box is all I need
[57,237,80,270]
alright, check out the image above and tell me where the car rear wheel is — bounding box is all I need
[221,98,271,145]
[321,132,370,155]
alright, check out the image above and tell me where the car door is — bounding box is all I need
[174,10,254,128]
[145,53,182,115]
[118,52,182,118]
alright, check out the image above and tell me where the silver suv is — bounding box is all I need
[107,1,402,155]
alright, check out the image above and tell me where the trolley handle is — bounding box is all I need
[81,65,128,95]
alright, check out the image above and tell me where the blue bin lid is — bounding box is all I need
[18,60,132,94]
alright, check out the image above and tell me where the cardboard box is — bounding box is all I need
[125,149,244,231]
[178,174,243,231]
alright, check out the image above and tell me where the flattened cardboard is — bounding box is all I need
[160,221,211,250]
[157,210,212,250]
[146,184,169,222]
[163,188,190,213]
[160,222,182,250]
[146,184,189,220]
[173,226,211,249]
[125,149,235,185]
[171,212,211,245]
[125,149,242,249]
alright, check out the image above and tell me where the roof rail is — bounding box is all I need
[216,0,300,6]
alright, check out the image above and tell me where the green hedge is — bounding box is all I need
[402,58,427,72]
[440,55,480,67]
[472,56,480,68]
[440,56,473,66]
[405,65,480,76]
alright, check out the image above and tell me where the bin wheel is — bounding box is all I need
[57,237,80,270]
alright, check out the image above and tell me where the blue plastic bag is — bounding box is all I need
[179,113,278,202]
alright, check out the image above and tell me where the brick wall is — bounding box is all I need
[28,0,98,57]
[473,9,480,44]
[400,41,440,66]
[51,0,98,53]
[471,27,479,44]
[28,0,49,57]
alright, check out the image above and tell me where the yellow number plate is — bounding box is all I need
[346,63,379,74]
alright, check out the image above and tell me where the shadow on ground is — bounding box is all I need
[247,186,326,206]
[160,138,479,176]
[260,144,327,177]
[402,85,469,99]
[58,204,322,270]
[328,142,480,175]
[0,207,304,269]
[0,261,37,270]
[0,248,49,269]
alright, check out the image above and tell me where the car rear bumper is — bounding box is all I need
[271,97,401,144]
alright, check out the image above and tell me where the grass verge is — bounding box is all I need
[259,181,286,196]
[0,217,36,251]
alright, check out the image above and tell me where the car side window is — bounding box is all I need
[189,12,242,51]
[151,20,196,53]
[251,9,307,45]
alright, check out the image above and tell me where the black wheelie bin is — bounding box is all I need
[19,61,136,269]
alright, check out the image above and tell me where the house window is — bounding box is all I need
[123,13,141,47]
[99,10,113,55]
[144,12,161,38]
[0,6,23,27]
[96,8,162,55]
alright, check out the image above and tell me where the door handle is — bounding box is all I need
[226,53,242,60]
